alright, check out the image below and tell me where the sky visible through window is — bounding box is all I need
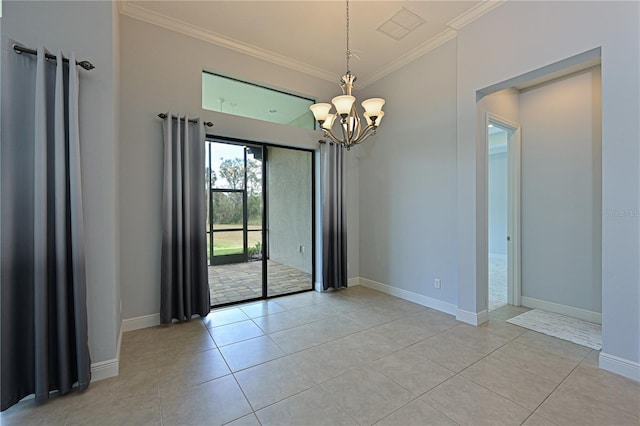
[205,142,245,189]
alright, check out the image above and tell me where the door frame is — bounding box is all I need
[486,113,522,306]
[206,135,316,307]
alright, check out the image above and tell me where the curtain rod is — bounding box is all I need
[158,113,214,128]
[13,44,95,71]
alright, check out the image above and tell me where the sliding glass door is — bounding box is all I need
[206,138,314,307]
[266,146,314,297]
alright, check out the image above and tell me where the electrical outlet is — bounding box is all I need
[434,278,441,289]
[299,245,305,253]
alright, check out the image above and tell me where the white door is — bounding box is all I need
[487,114,521,308]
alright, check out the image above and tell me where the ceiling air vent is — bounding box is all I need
[378,7,426,40]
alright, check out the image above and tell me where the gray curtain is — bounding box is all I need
[160,114,210,324]
[320,142,348,290]
[1,43,91,411]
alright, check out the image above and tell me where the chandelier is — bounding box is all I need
[309,0,385,150]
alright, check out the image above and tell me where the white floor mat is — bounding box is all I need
[507,309,602,350]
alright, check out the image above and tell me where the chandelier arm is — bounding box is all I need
[353,124,376,144]
[323,129,344,145]
[353,127,377,146]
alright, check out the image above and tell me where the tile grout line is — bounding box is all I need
[361,352,461,425]
[517,356,587,426]
[453,318,595,425]
[226,299,453,424]
[403,318,566,421]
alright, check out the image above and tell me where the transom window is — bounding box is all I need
[202,71,315,130]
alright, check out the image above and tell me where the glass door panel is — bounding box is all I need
[206,141,263,306]
[266,147,314,297]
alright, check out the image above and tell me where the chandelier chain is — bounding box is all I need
[309,0,383,150]
[346,0,351,73]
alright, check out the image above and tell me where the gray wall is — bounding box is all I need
[488,143,508,255]
[267,147,313,275]
[1,1,121,363]
[358,39,458,308]
[456,1,638,365]
[520,67,602,313]
[118,15,355,320]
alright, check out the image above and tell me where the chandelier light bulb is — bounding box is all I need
[322,113,337,130]
[309,103,332,122]
[362,98,385,115]
[332,95,356,117]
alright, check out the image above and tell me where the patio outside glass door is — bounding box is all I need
[206,139,315,307]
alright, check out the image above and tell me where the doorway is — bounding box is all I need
[205,138,315,307]
[487,115,521,311]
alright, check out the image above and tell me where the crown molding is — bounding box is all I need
[358,28,457,88]
[359,0,505,88]
[119,0,505,89]
[119,0,337,83]
[447,0,506,31]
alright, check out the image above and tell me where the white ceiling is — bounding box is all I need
[122,1,503,87]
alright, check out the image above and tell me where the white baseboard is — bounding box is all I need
[456,308,489,326]
[599,352,640,382]
[89,324,122,382]
[359,277,457,316]
[122,313,161,332]
[90,358,119,382]
[522,296,602,324]
[348,277,361,287]
[90,326,122,382]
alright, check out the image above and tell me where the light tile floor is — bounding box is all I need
[209,260,312,306]
[489,253,508,311]
[2,287,639,426]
